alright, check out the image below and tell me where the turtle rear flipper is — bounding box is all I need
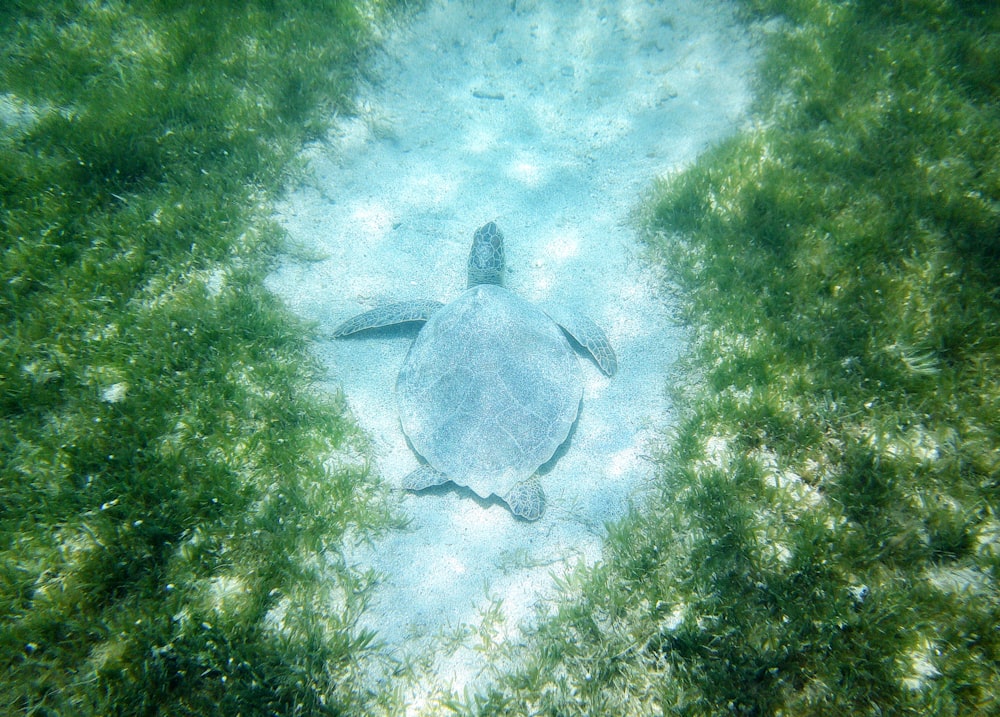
[402,465,450,491]
[333,300,444,337]
[504,477,545,521]
[542,305,618,377]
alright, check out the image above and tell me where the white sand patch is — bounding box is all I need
[266,0,756,702]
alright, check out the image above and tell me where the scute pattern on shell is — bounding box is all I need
[396,284,583,502]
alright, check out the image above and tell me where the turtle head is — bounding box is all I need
[467,221,505,287]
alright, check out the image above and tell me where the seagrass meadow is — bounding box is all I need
[1,1,998,716]
[0,1,408,713]
[467,1,1000,715]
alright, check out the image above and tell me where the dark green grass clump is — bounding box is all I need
[0,1,405,714]
[469,1,999,715]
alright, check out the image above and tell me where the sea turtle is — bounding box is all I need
[333,221,616,520]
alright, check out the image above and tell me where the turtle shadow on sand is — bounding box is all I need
[401,475,529,520]
[333,221,616,520]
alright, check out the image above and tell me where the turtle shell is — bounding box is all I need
[396,284,583,500]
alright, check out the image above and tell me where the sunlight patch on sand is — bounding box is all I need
[349,201,394,242]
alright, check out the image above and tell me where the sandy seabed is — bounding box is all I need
[266,0,756,703]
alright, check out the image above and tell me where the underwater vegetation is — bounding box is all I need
[465,0,1000,715]
[0,1,408,714]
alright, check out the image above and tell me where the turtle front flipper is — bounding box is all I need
[541,305,618,377]
[332,300,444,338]
[504,477,545,521]
[402,465,451,491]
